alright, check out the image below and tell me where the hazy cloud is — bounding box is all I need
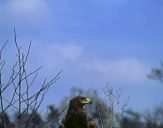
[48,43,83,61]
[84,58,150,85]
[29,42,150,86]
[0,0,51,27]
[28,42,83,71]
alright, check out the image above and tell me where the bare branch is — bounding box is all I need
[0,29,62,128]
[94,91,104,128]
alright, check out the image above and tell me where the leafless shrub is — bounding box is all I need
[95,83,130,128]
[0,29,63,128]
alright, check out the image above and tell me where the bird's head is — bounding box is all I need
[69,96,92,108]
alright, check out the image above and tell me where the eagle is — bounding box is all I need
[59,96,96,128]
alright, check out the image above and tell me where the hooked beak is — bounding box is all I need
[80,98,92,104]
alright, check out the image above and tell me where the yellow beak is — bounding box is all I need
[80,98,92,104]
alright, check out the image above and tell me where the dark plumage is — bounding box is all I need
[59,96,96,128]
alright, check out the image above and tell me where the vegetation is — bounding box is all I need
[148,62,163,83]
[0,30,62,128]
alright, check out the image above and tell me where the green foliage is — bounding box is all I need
[1,87,163,128]
[58,87,128,128]
[0,113,14,128]
[46,105,59,128]
[13,111,44,128]
[148,62,163,83]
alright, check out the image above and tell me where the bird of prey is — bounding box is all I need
[59,96,96,128]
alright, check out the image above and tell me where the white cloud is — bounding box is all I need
[29,42,83,71]
[84,58,150,85]
[48,43,83,61]
[0,0,51,26]
[24,42,150,86]
[10,0,46,11]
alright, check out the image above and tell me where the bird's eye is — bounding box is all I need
[81,98,85,100]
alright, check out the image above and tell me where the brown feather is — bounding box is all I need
[59,96,96,128]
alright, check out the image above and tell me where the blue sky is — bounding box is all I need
[0,0,163,112]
